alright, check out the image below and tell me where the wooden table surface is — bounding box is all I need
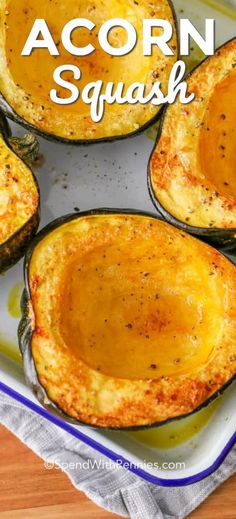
[0,426,235,518]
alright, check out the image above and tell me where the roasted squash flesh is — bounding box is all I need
[199,70,236,200]
[149,39,236,230]
[0,135,38,245]
[0,0,177,142]
[0,113,39,272]
[22,212,236,428]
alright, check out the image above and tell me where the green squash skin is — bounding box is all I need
[148,38,236,255]
[0,0,179,146]
[0,112,40,273]
[18,208,236,431]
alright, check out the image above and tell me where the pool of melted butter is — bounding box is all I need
[0,335,22,365]
[128,397,221,448]
[0,282,23,364]
[7,282,24,319]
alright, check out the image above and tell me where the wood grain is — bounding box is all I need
[0,426,235,518]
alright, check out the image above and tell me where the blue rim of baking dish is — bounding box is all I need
[0,380,235,487]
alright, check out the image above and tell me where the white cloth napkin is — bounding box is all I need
[0,392,235,519]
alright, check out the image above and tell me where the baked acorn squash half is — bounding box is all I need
[0,0,178,144]
[148,38,236,253]
[0,111,39,273]
[19,210,236,430]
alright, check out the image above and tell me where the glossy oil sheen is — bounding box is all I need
[128,396,221,448]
